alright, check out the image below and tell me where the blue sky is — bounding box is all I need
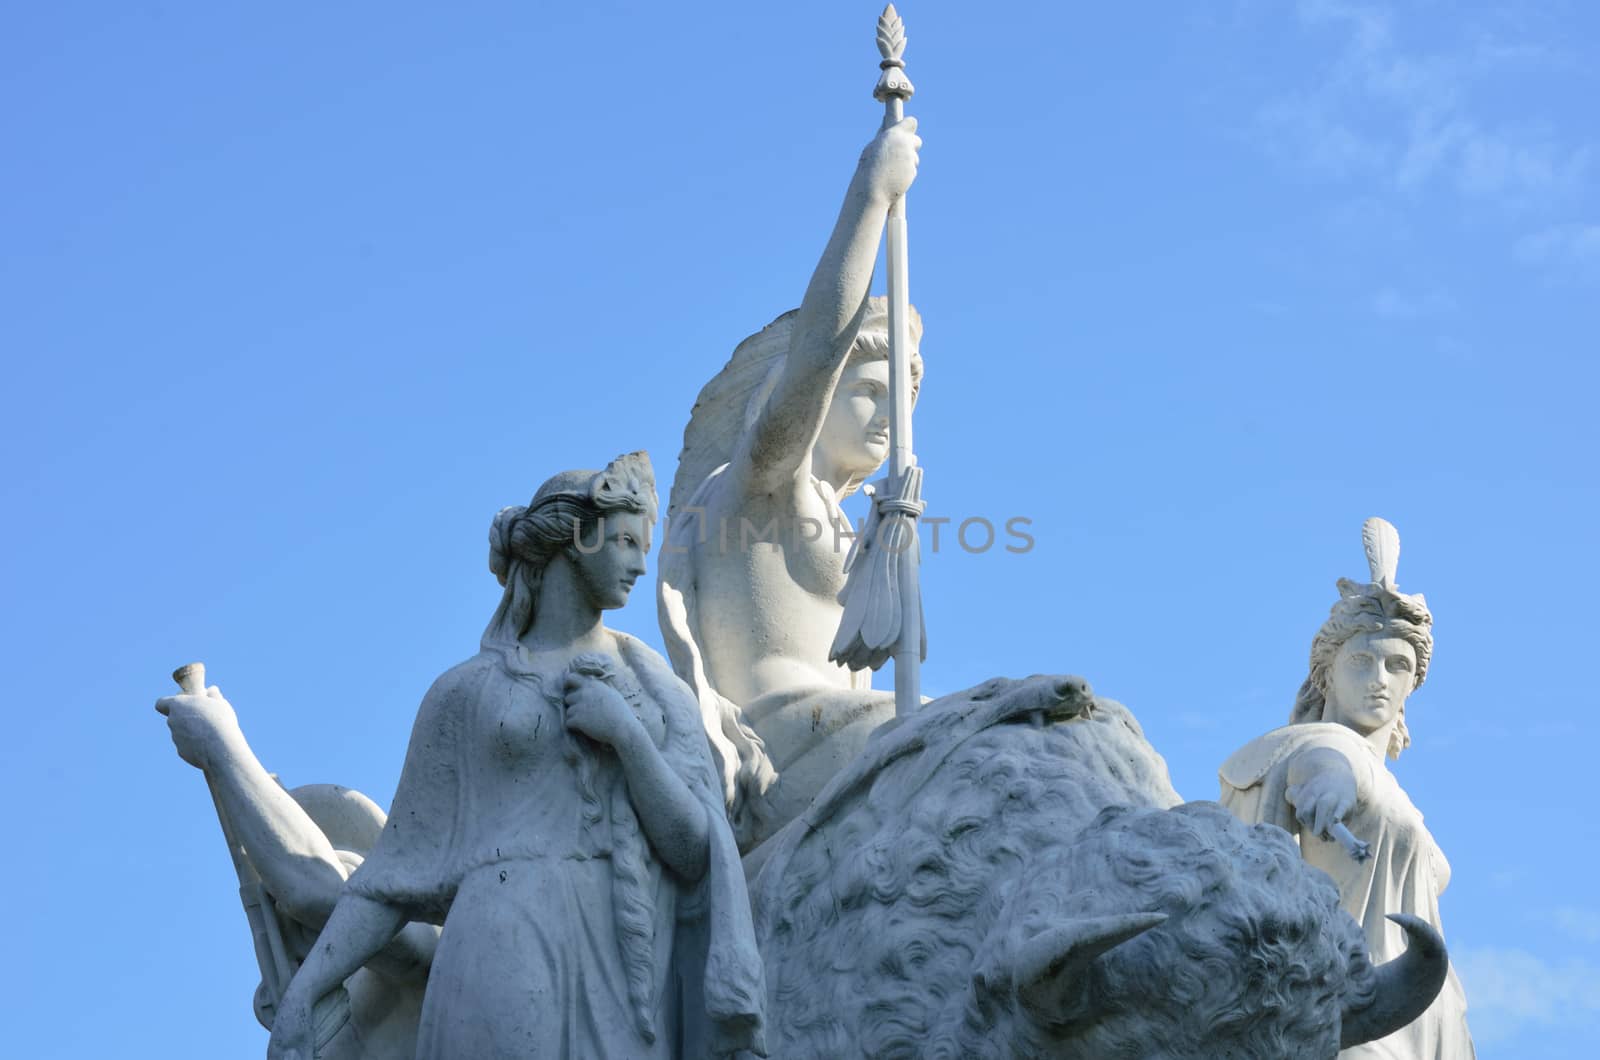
[2,1,1596,1055]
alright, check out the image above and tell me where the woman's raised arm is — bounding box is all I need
[158,688,348,924]
[739,119,920,494]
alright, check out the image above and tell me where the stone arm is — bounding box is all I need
[1294,738,1452,892]
[199,731,348,924]
[1285,745,1369,841]
[158,689,437,979]
[563,672,710,881]
[269,895,408,1060]
[616,723,711,882]
[739,120,919,496]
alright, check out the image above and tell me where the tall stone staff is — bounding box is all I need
[831,4,926,717]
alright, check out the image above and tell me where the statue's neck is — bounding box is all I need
[522,558,606,653]
[807,448,857,506]
[1332,716,1394,760]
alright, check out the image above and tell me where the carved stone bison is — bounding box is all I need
[748,675,1445,1059]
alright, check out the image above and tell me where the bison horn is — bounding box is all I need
[1012,912,1167,1026]
[1340,914,1449,1048]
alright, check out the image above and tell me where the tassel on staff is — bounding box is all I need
[831,5,925,718]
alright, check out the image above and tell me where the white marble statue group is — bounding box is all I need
[155,10,1475,1058]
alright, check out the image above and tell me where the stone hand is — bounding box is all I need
[1287,763,1358,841]
[858,116,920,203]
[266,989,314,1060]
[155,685,241,771]
[562,672,639,751]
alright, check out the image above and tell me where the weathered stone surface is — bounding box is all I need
[752,674,1446,1059]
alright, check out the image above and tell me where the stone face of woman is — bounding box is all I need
[571,510,652,611]
[1323,631,1416,738]
[816,356,894,481]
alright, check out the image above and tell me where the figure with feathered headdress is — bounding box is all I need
[1219,518,1475,1058]
[657,117,922,854]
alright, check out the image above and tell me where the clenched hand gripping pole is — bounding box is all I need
[831,4,926,719]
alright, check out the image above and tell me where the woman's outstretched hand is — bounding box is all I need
[1286,749,1360,840]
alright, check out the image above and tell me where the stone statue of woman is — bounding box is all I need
[657,118,922,854]
[1219,517,1474,1059]
[267,452,766,1060]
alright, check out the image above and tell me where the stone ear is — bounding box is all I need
[1011,912,1167,1028]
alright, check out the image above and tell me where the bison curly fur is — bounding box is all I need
[752,693,1378,1059]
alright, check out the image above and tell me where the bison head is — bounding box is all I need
[965,803,1446,1058]
[749,677,1446,1059]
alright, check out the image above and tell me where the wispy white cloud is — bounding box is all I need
[1514,223,1600,279]
[1549,907,1600,945]
[1256,0,1591,210]
[1454,945,1600,1045]
[1458,135,1593,204]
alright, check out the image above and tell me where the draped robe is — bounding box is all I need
[345,633,766,1059]
[1220,723,1474,1059]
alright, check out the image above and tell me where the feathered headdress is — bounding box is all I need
[1289,517,1435,756]
[666,314,794,524]
[1330,517,1433,645]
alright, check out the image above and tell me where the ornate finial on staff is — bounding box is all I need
[831,5,926,718]
[874,4,915,110]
